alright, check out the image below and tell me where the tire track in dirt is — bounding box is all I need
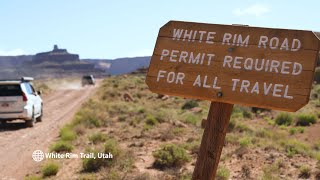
[0,84,99,180]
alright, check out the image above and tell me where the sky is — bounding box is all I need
[0,0,319,59]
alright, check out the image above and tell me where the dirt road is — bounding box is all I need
[0,85,97,179]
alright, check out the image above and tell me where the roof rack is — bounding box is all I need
[21,77,34,82]
[0,77,34,82]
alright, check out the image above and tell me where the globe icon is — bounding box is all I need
[32,150,44,162]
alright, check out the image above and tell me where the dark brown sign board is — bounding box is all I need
[146,20,320,180]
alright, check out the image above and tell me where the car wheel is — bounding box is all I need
[26,111,36,127]
[36,107,43,122]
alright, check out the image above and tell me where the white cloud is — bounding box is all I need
[0,49,27,56]
[233,4,270,17]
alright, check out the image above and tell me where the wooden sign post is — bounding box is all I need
[146,20,320,180]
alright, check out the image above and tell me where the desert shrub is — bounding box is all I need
[153,144,190,169]
[228,119,237,132]
[145,114,158,126]
[289,128,298,135]
[88,132,107,144]
[184,114,198,125]
[255,128,272,138]
[282,140,310,157]
[262,163,280,180]
[42,162,59,177]
[73,124,86,135]
[83,138,120,172]
[183,140,200,154]
[299,165,311,179]
[105,169,121,180]
[251,107,271,114]
[182,100,199,110]
[296,114,317,126]
[315,67,320,84]
[239,137,252,147]
[82,150,104,172]
[24,176,43,180]
[118,115,127,122]
[78,174,97,180]
[172,127,185,135]
[236,123,253,133]
[50,141,73,153]
[216,166,230,180]
[296,127,305,133]
[243,110,253,119]
[289,127,304,135]
[104,138,121,158]
[275,113,293,126]
[59,125,77,141]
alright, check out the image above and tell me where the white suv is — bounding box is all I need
[0,77,43,127]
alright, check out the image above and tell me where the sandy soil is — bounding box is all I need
[0,84,98,180]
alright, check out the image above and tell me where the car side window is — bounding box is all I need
[29,84,36,94]
[24,83,34,94]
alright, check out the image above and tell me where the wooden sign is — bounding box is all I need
[146,21,320,112]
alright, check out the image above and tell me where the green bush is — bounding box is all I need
[239,137,252,147]
[216,166,230,180]
[243,110,253,119]
[289,128,297,135]
[50,141,73,153]
[88,132,107,144]
[299,165,311,179]
[275,113,293,126]
[228,119,236,132]
[182,100,199,110]
[145,115,158,126]
[296,114,317,126]
[42,162,59,177]
[104,138,121,158]
[315,67,320,84]
[83,138,120,172]
[59,125,77,141]
[82,150,103,172]
[185,114,198,125]
[153,144,190,169]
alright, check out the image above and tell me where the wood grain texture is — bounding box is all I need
[192,102,233,180]
[146,20,320,112]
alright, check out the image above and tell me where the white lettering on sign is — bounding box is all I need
[258,36,301,51]
[222,33,250,47]
[193,75,221,90]
[172,29,216,44]
[222,55,302,75]
[157,70,185,85]
[231,79,293,99]
[160,49,215,66]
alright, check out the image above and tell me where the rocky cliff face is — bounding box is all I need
[32,45,80,64]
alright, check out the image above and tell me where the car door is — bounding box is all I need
[24,83,41,116]
[29,83,42,115]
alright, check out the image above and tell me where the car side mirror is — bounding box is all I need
[37,91,42,95]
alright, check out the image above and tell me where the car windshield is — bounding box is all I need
[0,84,22,96]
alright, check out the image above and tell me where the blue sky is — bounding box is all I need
[0,0,319,59]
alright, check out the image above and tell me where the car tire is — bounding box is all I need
[36,107,43,122]
[26,111,36,127]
